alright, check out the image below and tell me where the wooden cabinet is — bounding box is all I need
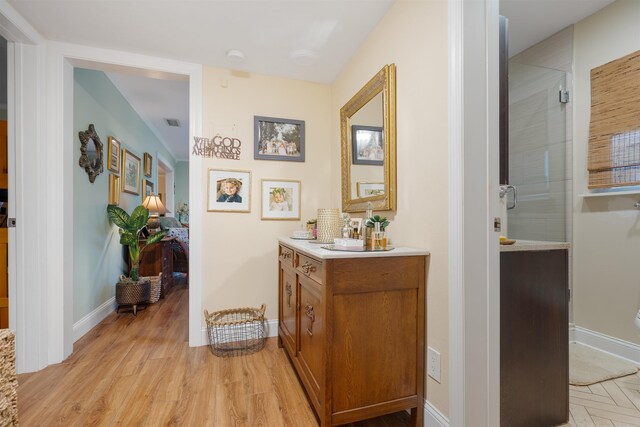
[278,241,427,426]
[139,237,174,294]
[500,248,569,427]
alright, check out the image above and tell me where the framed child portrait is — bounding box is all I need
[108,174,120,205]
[351,125,383,165]
[207,169,251,213]
[261,179,300,220]
[143,152,152,177]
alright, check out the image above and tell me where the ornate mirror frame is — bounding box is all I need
[78,124,104,183]
[340,64,396,213]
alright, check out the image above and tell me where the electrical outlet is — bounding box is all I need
[427,346,441,383]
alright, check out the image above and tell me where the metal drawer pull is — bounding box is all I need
[281,251,292,260]
[301,262,316,275]
[285,283,292,308]
[305,303,315,337]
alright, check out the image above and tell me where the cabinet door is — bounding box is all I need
[298,275,324,411]
[279,265,297,355]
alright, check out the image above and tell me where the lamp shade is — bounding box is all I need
[142,193,169,214]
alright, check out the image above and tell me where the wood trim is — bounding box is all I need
[331,396,419,425]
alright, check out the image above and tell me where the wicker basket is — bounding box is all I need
[141,273,162,304]
[0,330,17,426]
[204,304,266,357]
[115,277,151,305]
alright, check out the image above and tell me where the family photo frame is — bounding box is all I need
[254,116,305,162]
[261,179,300,220]
[351,125,384,166]
[121,149,141,195]
[357,182,385,198]
[207,169,251,213]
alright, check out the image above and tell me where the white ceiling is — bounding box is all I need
[6,0,618,161]
[500,0,616,56]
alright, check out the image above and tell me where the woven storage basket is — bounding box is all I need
[0,330,17,426]
[204,304,266,357]
[115,276,151,305]
[141,273,162,304]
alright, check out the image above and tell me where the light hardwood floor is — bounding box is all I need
[558,372,640,426]
[17,283,411,426]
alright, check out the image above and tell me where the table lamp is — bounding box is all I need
[142,193,169,233]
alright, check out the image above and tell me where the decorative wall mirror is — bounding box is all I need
[341,64,396,212]
[78,124,104,183]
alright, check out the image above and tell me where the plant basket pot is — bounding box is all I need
[115,276,151,315]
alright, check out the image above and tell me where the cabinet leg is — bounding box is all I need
[411,406,423,426]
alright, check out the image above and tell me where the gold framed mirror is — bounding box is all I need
[340,64,396,212]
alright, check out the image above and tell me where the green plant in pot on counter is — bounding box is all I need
[365,215,390,231]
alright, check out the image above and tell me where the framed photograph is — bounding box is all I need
[351,125,384,165]
[121,149,141,195]
[143,152,152,177]
[254,116,305,162]
[142,179,154,202]
[108,174,120,205]
[207,169,251,213]
[261,179,300,220]
[357,182,385,198]
[107,136,121,173]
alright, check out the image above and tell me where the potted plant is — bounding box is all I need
[107,204,167,314]
[365,215,390,249]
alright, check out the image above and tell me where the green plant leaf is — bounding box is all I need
[130,206,149,231]
[145,230,168,245]
[107,205,130,229]
[120,233,137,246]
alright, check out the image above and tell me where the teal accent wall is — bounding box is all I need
[174,161,189,223]
[73,68,176,324]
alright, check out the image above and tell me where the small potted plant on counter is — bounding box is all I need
[365,215,390,249]
[107,204,167,314]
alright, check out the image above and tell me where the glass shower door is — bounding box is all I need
[507,63,568,242]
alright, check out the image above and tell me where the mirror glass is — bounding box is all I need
[78,124,104,183]
[341,64,396,212]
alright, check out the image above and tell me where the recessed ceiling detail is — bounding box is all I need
[226,49,245,63]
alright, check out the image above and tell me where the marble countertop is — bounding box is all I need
[278,237,429,260]
[500,239,570,252]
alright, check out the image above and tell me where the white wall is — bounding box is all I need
[200,67,332,321]
[574,0,640,343]
[331,0,449,417]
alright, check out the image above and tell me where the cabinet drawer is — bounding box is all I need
[279,245,294,268]
[296,253,323,285]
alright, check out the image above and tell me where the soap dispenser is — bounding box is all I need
[365,202,373,249]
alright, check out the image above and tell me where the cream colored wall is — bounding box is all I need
[201,67,332,321]
[574,0,640,343]
[330,0,449,416]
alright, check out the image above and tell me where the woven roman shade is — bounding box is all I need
[588,50,640,189]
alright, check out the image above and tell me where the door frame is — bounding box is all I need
[448,0,501,424]
[156,152,175,217]
[48,42,204,360]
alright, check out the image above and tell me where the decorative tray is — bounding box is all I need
[321,245,395,252]
[500,239,516,245]
[290,236,317,240]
